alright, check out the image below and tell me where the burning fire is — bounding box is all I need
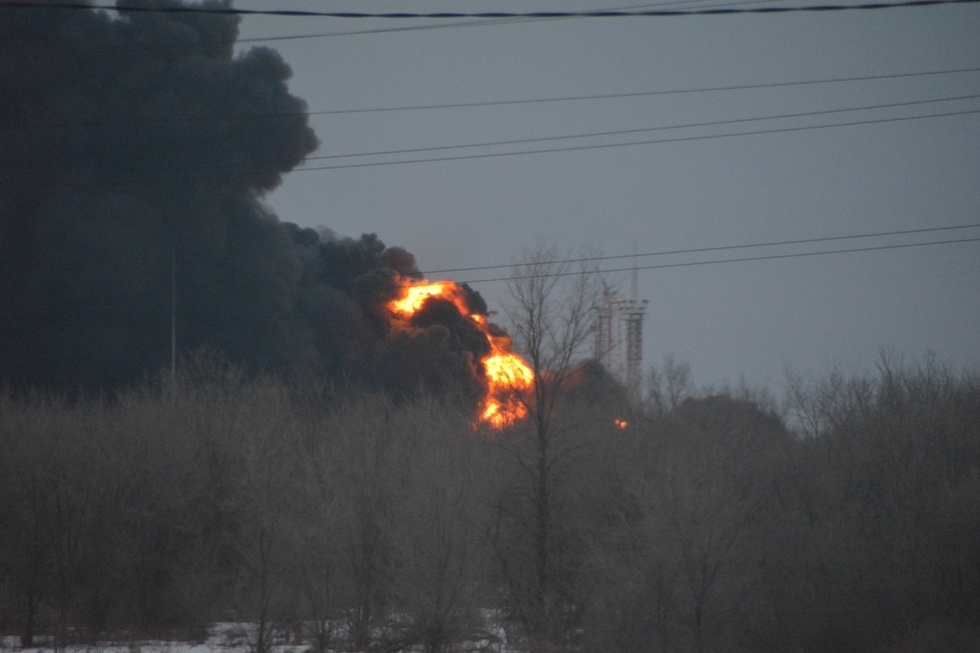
[614,418,629,430]
[387,278,534,429]
[389,280,470,317]
[478,339,534,428]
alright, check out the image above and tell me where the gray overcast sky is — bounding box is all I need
[232,0,980,392]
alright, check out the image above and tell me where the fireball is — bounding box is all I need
[387,278,533,429]
[478,335,534,429]
[389,280,470,318]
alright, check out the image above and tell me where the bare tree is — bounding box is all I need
[315,394,401,652]
[291,405,344,653]
[385,399,492,653]
[229,379,306,653]
[490,244,601,650]
[504,244,600,435]
[0,394,57,648]
[646,355,694,416]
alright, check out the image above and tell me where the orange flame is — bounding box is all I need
[614,418,629,430]
[389,280,470,318]
[387,278,533,429]
[479,333,534,428]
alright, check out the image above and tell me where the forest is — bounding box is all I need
[1,352,978,653]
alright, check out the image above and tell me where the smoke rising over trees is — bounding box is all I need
[3,4,979,653]
[0,1,493,404]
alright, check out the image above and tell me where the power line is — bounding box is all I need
[292,106,980,171]
[4,103,976,190]
[305,93,980,162]
[236,16,534,42]
[6,67,978,131]
[456,237,980,285]
[234,1,673,41]
[420,224,980,276]
[234,1,790,42]
[3,0,978,17]
[304,67,980,116]
[6,228,977,319]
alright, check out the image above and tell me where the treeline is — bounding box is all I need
[1,354,978,653]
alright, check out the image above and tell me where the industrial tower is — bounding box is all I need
[594,271,647,404]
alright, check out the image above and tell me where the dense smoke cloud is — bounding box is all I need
[0,0,491,402]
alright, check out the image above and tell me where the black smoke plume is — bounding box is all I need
[0,0,490,403]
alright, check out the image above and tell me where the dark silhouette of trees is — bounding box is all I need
[781,353,980,651]
[0,351,978,653]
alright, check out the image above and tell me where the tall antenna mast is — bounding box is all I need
[631,255,639,303]
[171,247,176,386]
[624,249,647,405]
[592,244,648,406]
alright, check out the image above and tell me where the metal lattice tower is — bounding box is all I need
[623,298,647,403]
[594,288,623,380]
[593,275,646,403]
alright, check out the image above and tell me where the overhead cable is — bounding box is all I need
[293,107,980,171]
[306,67,980,116]
[421,223,980,276]
[307,93,980,161]
[235,1,794,41]
[8,228,978,318]
[4,103,977,190]
[456,237,980,285]
[7,67,979,131]
[3,0,978,17]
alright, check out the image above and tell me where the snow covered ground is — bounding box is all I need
[2,624,256,653]
[0,620,515,653]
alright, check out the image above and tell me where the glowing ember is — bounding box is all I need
[614,418,629,430]
[387,277,534,429]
